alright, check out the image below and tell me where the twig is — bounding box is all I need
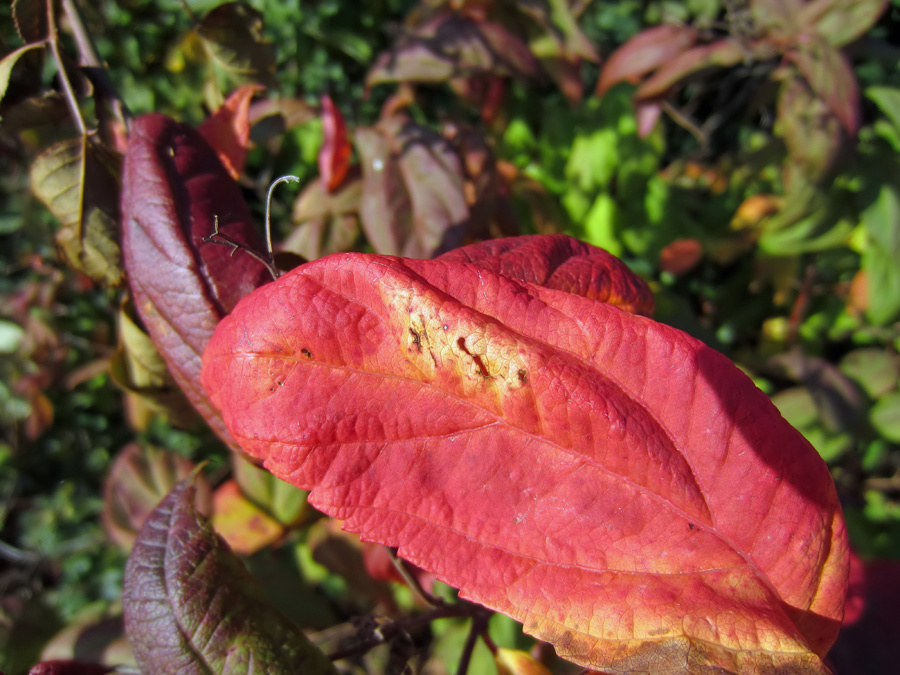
[455,610,490,675]
[0,539,43,565]
[387,547,441,609]
[661,100,708,152]
[46,0,86,135]
[327,603,479,662]
[203,215,281,280]
[61,0,131,130]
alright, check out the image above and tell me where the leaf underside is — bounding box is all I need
[202,236,847,675]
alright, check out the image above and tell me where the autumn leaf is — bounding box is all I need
[30,137,123,286]
[319,95,352,193]
[202,235,848,675]
[197,83,263,179]
[596,24,697,97]
[120,113,271,449]
[356,116,470,258]
[102,443,210,552]
[367,12,541,88]
[123,475,337,674]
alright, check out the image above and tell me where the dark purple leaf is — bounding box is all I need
[123,476,337,674]
[121,113,271,448]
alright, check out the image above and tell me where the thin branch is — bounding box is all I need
[203,215,281,280]
[661,100,707,152]
[327,603,479,662]
[455,610,490,675]
[46,0,87,136]
[0,539,43,565]
[61,0,131,129]
[387,547,442,609]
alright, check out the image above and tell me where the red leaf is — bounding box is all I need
[202,235,848,674]
[436,235,654,315]
[596,24,698,97]
[121,113,271,449]
[197,83,263,179]
[787,38,860,134]
[635,38,755,101]
[318,95,352,193]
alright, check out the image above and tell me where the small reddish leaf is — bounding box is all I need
[367,12,541,88]
[123,476,337,674]
[635,38,756,101]
[356,116,469,258]
[203,236,847,674]
[596,24,697,97]
[658,238,703,276]
[197,83,263,179]
[319,95,352,193]
[436,235,654,315]
[787,38,860,134]
[121,113,271,448]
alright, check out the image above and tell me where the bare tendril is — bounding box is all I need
[265,174,301,264]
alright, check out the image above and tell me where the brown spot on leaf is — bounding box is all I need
[301,348,312,359]
[457,337,490,378]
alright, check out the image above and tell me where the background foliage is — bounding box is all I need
[1,0,899,673]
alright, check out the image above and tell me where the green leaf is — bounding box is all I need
[860,183,900,325]
[871,392,900,443]
[233,453,309,527]
[798,0,888,47]
[840,348,900,399]
[123,476,337,674]
[29,137,124,286]
[866,86,900,138]
[196,1,276,105]
[0,42,44,108]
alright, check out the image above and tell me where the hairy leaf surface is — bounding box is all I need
[202,236,847,674]
[123,476,337,675]
[121,113,271,448]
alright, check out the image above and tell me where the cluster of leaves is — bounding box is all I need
[1,0,900,674]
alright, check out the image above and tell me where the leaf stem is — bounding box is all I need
[455,610,490,675]
[46,0,87,136]
[61,0,131,130]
